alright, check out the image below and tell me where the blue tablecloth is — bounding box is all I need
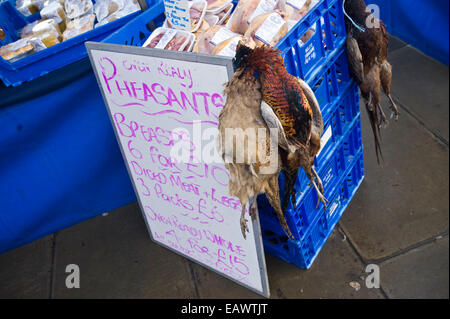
[0,59,136,253]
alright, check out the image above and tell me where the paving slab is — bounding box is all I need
[380,236,449,299]
[388,36,407,53]
[192,229,384,298]
[340,95,449,261]
[264,230,384,299]
[52,203,197,298]
[0,234,53,298]
[189,261,263,299]
[389,46,449,142]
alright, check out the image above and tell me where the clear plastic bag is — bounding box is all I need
[15,0,45,16]
[63,13,95,41]
[64,0,94,20]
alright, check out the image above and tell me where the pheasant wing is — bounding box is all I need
[346,34,364,85]
[260,100,295,153]
[297,78,323,135]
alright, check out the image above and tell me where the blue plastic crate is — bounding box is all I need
[261,148,364,269]
[307,47,353,124]
[0,0,158,86]
[103,0,165,46]
[258,111,362,240]
[275,0,346,80]
[101,0,346,75]
[0,0,28,46]
[6,0,41,24]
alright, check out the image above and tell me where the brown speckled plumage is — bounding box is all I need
[234,44,328,215]
[218,67,294,239]
[345,0,399,163]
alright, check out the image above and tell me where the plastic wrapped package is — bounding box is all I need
[15,0,45,16]
[227,0,277,34]
[94,0,125,22]
[204,14,219,26]
[123,0,141,11]
[278,0,310,22]
[20,19,62,39]
[43,0,65,6]
[94,0,141,27]
[244,11,288,47]
[63,14,95,41]
[182,35,195,52]
[192,19,210,38]
[0,38,35,61]
[143,27,195,51]
[64,0,94,20]
[205,0,232,13]
[29,30,61,50]
[193,25,239,54]
[41,1,66,24]
[212,35,245,56]
[216,3,233,24]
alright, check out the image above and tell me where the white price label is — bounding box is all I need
[210,28,239,46]
[155,29,178,49]
[163,0,192,31]
[317,125,332,157]
[254,13,285,45]
[247,0,276,24]
[286,0,308,10]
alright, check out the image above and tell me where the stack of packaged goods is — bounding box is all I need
[0,0,141,62]
[142,0,320,54]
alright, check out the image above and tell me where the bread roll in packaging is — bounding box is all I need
[94,0,141,27]
[15,0,45,16]
[0,38,35,62]
[21,19,62,38]
[94,0,125,22]
[29,30,61,51]
[63,14,95,41]
[64,0,93,20]
[40,1,66,24]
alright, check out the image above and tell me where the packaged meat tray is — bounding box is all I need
[142,27,195,52]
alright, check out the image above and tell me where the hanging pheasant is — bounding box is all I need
[218,66,294,239]
[344,0,399,163]
[234,44,328,215]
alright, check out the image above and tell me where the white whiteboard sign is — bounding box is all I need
[86,42,270,297]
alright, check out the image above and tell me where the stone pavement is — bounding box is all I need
[0,37,448,299]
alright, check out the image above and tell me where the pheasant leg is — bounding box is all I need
[249,196,257,219]
[311,166,324,194]
[366,92,374,111]
[387,94,400,120]
[311,178,328,210]
[240,204,249,239]
[377,103,388,128]
[266,176,295,240]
